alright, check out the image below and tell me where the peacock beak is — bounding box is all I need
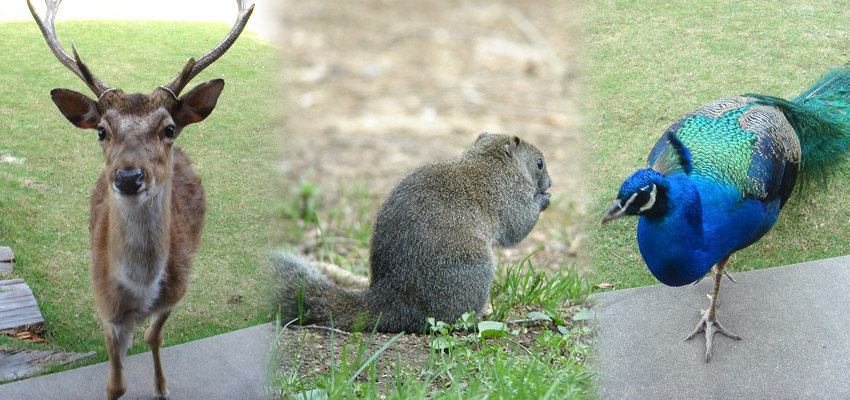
[600,200,626,225]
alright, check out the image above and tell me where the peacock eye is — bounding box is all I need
[535,158,544,170]
[97,127,106,141]
[636,191,650,204]
[164,125,175,139]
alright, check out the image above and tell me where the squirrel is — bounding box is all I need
[271,133,552,333]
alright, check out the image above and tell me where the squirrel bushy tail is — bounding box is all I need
[270,251,374,331]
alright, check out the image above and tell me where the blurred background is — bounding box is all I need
[275,0,585,274]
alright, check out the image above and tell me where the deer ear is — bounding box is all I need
[173,79,225,127]
[50,88,100,129]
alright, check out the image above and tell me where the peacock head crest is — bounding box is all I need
[601,169,668,224]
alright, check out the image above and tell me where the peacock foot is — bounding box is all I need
[684,307,742,362]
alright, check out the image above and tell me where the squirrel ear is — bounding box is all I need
[504,136,522,158]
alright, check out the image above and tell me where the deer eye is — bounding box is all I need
[97,127,106,141]
[164,125,175,139]
[535,158,544,170]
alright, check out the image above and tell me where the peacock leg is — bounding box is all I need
[691,268,737,285]
[684,255,742,362]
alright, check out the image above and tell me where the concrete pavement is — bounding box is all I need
[591,255,850,399]
[0,323,276,399]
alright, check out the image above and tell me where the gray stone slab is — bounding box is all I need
[0,323,275,399]
[591,255,850,399]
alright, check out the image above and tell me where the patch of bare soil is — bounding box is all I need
[277,0,585,268]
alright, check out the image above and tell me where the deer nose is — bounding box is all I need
[114,169,144,195]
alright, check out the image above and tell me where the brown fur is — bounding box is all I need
[86,88,209,399]
[88,148,204,322]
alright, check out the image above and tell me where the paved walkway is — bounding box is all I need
[0,323,276,399]
[591,256,850,399]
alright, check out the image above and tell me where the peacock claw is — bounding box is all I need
[684,310,742,362]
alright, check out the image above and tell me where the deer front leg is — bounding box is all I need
[104,321,135,400]
[145,309,173,399]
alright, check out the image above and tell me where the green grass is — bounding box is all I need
[490,257,592,321]
[279,327,592,400]
[584,0,850,288]
[0,20,280,369]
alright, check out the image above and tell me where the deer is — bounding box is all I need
[27,0,254,398]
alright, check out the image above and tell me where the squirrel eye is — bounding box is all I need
[164,125,175,139]
[97,127,106,141]
[535,158,544,170]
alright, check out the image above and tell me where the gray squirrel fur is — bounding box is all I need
[271,133,552,333]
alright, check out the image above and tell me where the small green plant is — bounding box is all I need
[490,256,594,320]
[277,179,324,224]
[295,276,309,326]
[427,312,478,351]
[267,317,311,396]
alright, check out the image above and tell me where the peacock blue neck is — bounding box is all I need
[636,174,713,286]
[636,173,783,286]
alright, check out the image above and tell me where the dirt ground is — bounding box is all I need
[274,0,585,390]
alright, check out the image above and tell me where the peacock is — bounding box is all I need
[600,63,850,362]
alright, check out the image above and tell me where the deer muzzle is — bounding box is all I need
[114,169,145,195]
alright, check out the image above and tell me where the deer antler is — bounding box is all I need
[28,0,112,97]
[162,0,255,98]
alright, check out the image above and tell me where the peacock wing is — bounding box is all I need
[648,96,800,206]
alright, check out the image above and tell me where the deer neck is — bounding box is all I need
[108,174,172,290]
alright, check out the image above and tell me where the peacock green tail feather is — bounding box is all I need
[744,63,850,189]
[795,62,850,99]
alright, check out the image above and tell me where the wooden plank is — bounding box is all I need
[0,280,44,332]
[0,247,15,274]
[0,247,13,263]
[0,349,95,381]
